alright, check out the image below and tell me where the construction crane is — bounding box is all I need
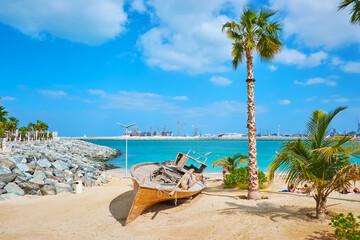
[183,122,187,136]
[177,121,180,136]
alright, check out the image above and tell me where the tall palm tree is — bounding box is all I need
[338,0,360,24]
[268,107,360,219]
[222,8,283,199]
[212,153,248,173]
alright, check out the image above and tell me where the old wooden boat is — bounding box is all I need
[126,150,209,224]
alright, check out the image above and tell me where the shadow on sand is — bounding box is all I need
[222,201,314,222]
[108,190,134,226]
[109,190,194,226]
[304,230,335,240]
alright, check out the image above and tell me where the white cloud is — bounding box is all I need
[88,89,106,95]
[102,90,168,111]
[276,48,327,67]
[173,96,188,101]
[39,90,67,98]
[294,77,336,87]
[0,96,16,101]
[270,0,360,48]
[209,76,232,86]
[342,61,360,73]
[278,99,291,105]
[331,57,360,73]
[138,0,248,74]
[0,0,127,45]
[335,98,350,103]
[98,90,267,117]
[269,65,277,71]
[331,57,344,66]
[321,99,330,104]
[131,0,146,13]
[305,96,317,102]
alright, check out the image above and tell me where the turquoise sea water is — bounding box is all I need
[85,140,286,173]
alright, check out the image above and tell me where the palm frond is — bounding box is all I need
[338,0,360,24]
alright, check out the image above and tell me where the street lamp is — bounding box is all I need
[116,122,136,177]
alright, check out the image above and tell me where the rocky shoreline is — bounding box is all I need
[0,140,121,200]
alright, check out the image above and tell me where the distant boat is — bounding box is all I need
[126,150,209,224]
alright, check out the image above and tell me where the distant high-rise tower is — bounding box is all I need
[278,125,280,136]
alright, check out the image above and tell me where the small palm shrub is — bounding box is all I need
[224,166,267,189]
[329,213,360,239]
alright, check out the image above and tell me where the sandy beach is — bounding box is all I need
[0,172,359,240]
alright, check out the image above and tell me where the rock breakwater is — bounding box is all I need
[0,140,121,200]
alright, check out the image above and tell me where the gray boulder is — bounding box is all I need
[55,183,72,194]
[97,175,109,184]
[36,158,52,168]
[44,178,58,184]
[13,156,26,163]
[15,163,30,172]
[4,182,25,196]
[18,182,41,194]
[33,170,46,180]
[29,177,45,185]
[52,160,69,170]
[14,176,28,184]
[27,162,35,170]
[82,166,95,172]
[40,185,56,195]
[0,193,19,200]
[43,170,53,177]
[0,181,5,188]
[0,166,11,175]
[0,174,17,184]
[83,178,92,187]
[48,176,65,183]
[53,171,65,178]
[0,158,16,170]
[12,168,26,177]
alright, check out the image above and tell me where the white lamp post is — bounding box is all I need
[116,122,136,177]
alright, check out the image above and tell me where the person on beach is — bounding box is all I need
[288,184,295,192]
[281,184,296,192]
[354,187,360,193]
[181,172,201,190]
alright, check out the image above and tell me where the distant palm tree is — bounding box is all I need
[27,122,36,140]
[338,0,360,24]
[19,126,30,141]
[268,107,360,219]
[0,105,9,124]
[6,117,19,132]
[212,153,248,173]
[222,8,283,199]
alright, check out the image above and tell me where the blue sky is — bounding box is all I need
[0,0,359,137]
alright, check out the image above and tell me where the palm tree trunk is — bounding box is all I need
[315,194,327,219]
[246,48,260,199]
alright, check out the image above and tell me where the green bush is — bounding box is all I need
[223,166,267,188]
[329,213,360,239]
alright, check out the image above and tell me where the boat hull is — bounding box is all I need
[126,179,203,224]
